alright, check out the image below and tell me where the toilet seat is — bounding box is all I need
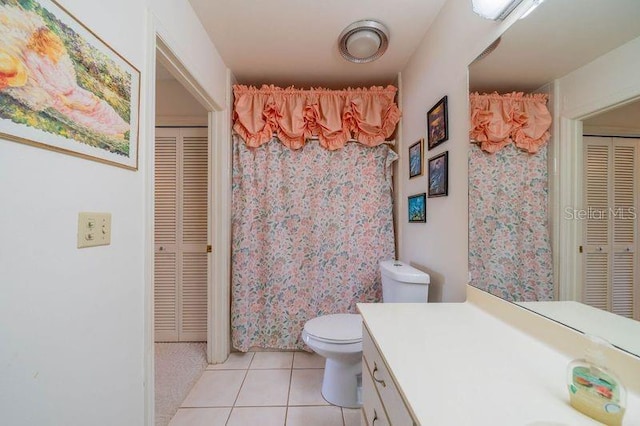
[302,313,364,408]
[303,314,362,344]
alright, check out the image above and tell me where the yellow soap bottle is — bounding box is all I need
[567,336,627,426]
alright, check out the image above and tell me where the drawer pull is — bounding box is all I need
[372,409,378,425]
[372,362,386,387]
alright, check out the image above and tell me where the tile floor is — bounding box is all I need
[169,351,361,426]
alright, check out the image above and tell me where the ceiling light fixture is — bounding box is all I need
[471,0,525,21]
[338,20,389,64]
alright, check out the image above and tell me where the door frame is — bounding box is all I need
[143,13,232,426]
[556,93,640,304]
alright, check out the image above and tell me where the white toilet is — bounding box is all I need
[301,260,430,408]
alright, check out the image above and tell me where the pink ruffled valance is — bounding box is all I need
[470,92,552,154]
[233,85,401,150]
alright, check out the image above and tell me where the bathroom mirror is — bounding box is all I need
[468,0,640,356]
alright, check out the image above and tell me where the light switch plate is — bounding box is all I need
[77,212,111,248]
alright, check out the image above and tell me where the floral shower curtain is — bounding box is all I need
[231,136,397,350]
[230,85,399,350]
[468,92,553,302]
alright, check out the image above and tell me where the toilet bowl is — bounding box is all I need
[302,260,430,408]
[302,314,363,408]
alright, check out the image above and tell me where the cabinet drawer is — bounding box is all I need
[363,326,414,425]
[362,361,390,426]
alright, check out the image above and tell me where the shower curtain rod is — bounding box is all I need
[272,133,395,145]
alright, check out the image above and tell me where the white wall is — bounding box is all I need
[553,35,640,303]
[398,0,522,302]
[0,1,227,425]
[156,79,208,125]
[150,0,228,108]
[583,99,640,133]
[557,36,640,120]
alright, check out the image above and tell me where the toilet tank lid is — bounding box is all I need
[380,260,430,284]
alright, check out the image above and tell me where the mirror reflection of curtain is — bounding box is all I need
[231,136,397,350]
[468,92,553,302]
[469,144,553,301]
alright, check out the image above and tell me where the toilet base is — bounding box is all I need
[321,357,362,408]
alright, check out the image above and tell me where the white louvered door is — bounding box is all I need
[155,128,209,341]
[583,138,611,312]
[583,136,639,320]
[611,140,637,318]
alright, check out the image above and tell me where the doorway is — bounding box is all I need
[153,60,210,425]
[580,99,640,320]
[145,30,233,426]
[154,64,209,342]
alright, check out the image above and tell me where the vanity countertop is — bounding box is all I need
[357,302,640,425]
[518,300,640,357]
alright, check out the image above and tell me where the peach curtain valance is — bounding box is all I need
[470,92,552,154]
[232,85,401,151]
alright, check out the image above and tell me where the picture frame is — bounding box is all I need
[408,138,424,179]
[427,95,448,150]
[428,151,448,197]
[408,193,426,223]
[0,0,140,170]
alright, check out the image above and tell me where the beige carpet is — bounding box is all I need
[155,342,208,426]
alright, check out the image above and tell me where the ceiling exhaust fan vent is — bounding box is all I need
[338,20,389,64]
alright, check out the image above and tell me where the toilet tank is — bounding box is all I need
[379,260,430,302]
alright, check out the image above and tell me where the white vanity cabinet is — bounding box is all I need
[358,298,640,426]
[362,325,416,425]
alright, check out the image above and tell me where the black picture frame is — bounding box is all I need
[408,139,424,179]
[428,151,448,197]
[408,193,427,223]
[427,96,448,150]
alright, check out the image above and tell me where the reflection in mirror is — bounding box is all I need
[468,0,640,356]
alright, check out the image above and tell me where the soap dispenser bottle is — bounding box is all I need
[567,335,627,426]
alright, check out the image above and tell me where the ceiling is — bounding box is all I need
[469,0,640,93]
[188,0,447,88]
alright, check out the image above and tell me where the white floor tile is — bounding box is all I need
[250,351,294,369]
[342,408,361,426]
[168,407,230,426]
[227,406,287,426]
[235,369,291,406]
[181,370,246,407]
[286,406,344,426]
[288,369,328,406]
[207,352,254,370]
[293,352,325,369]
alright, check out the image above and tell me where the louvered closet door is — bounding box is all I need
[179,129,209,341]
[155,128,209,342]
[611,139,637,319]
[155,129,179,341]
[583,138,611,312]
[583,136,639,320]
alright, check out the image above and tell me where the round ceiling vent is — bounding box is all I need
[338,20,389,64]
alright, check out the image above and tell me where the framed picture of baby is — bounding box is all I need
[0,0,140,170]
[428,151,448,197]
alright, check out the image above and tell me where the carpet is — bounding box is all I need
[155,342,208,426]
